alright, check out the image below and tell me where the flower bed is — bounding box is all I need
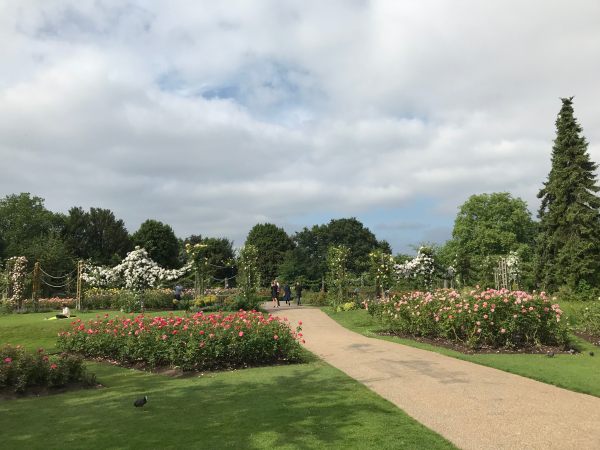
[579,301,600,338]
[368,288,569,349]
[57,311,305,371]
[83,288,194,311]
[23,297,76,310]
[1,345,95,394]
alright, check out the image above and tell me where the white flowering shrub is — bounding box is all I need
[83,247,191,293]
[369,249,395,297]
[505,251,520,285]
[236,244,260,308]
[7,256,28,309]
[394,247,435,289]
[327,245,350,307]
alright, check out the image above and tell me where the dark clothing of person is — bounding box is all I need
[174,285,183,300]
[271,284,280,307]
[283,285,292,305]
[295,284,303,305]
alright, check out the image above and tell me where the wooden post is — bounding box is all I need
[76,260,83,311]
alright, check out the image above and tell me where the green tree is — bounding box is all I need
[26,233,76,297]
[0,193,60,259]
[245,223,293,285]
[183,235,236,287]
[279,218,388,288]
[446,193,536,287]
[132,219,180,268]
[536,97,600,292]
[63,207,132,265]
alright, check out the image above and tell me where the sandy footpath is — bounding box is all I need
[269,304,600,450]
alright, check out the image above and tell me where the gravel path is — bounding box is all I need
[269,304,600,450]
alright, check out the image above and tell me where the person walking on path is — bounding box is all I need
[295,282,302,306]
[283,283,292,306]
[271,280,280,308]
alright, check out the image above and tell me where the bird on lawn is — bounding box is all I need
[546,352,555,358]
[590,351,595,357]
[134,396,148,407]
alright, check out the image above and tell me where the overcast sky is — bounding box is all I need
[1,1,599,253]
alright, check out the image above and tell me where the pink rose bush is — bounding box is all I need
[368,288,569,349]
[57,311,304,371]
[0,344,94,393]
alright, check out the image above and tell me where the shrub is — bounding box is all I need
[579,301,600,336]
[58,311,305,371]
[83,288,195,312]
[303,291,328,306]
[23,298,76,311]
[336,302,358,312]
[83,288,120,309]
[369,288,569,349]
[194,294,219,307]
[0,345,95,393]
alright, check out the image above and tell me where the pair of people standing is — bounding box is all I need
[271,280,302,307]
[271,280,290,307]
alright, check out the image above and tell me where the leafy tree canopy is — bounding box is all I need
[183,235,236,285]
[245,223,293,285]
[279,217,388,287]
[0,193,62,260]
[63,207,132,266]
[446,193,536,287]
[132,219,180,269]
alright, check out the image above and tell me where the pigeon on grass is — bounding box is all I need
[134,396,148,407]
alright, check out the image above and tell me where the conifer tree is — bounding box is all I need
[536,97,600,291]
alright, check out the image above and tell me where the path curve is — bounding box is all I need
[269,304,600,450]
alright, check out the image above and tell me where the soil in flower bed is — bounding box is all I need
[378,332,579,355]
[87,355,305,378]
[0,381,104,401]
[574,332,600,347]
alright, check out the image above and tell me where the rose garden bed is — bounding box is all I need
[1,344,96,396]
[57,311,305,371]
[368,288,570,350]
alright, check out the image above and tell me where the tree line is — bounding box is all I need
[1,97,599,298]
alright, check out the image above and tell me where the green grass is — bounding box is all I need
[0,312,454,450]
[324,307,600,398]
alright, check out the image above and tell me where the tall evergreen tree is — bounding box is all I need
[536,97,600,291]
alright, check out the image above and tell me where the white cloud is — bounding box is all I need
[1,0,600,251]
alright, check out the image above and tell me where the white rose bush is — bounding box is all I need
[6,256,28,310]
[82,247,192,310]
[394,246,436,289]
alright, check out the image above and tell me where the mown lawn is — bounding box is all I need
[0,312,455,450]
[324,307,600,398]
